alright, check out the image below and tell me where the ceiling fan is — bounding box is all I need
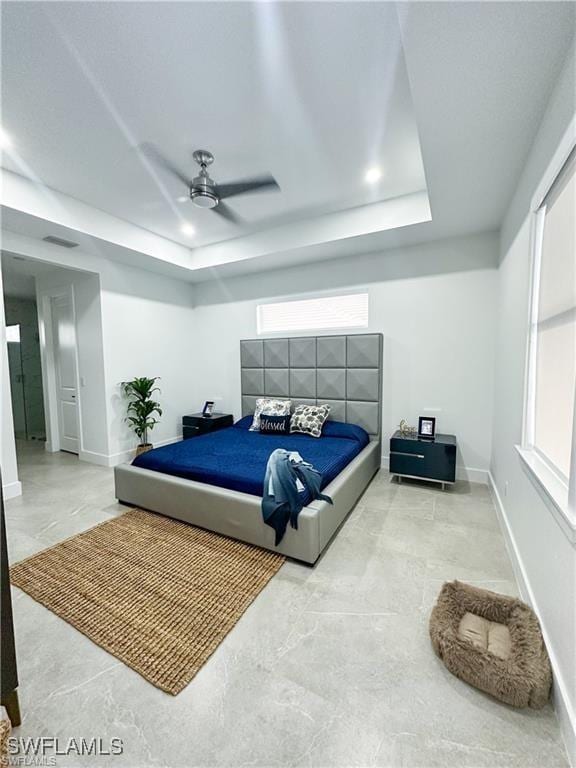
[141,144,280,224]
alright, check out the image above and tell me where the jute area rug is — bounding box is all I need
[11,509,285,695]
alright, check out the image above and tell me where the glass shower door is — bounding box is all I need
[6,324,28,440]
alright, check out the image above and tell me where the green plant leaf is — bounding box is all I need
[122,376,162,443]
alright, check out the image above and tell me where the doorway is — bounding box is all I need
[1,253,85,459]
[2,250,109,514]
[4,300,47,443]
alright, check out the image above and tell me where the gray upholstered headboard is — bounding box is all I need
[240,334,383,439]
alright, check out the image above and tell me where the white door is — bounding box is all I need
[51,294,79,454]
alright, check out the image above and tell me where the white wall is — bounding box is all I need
[192,231,499,481]
[491,43,576,763]
[98,261,195,462]
[0,266,21,499]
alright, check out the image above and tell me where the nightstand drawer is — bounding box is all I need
[390,449,455,483]
[183,415,204,427]
[390,437,439,458]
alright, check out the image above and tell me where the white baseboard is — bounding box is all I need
[80,436,183,468]
[381,455,488,484]
[488,472,576,767]
[2,480,22,500]
[78,449,115,467]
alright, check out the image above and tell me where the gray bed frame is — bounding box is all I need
[114,333,383,564]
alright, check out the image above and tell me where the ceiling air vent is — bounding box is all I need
[42,235,79,249]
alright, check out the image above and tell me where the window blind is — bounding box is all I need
[257,293,369,335]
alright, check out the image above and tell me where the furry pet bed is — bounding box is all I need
[429,581,551,708]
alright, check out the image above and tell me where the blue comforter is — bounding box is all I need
[132,416,369,499]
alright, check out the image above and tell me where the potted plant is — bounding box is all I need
[121,377,162,456]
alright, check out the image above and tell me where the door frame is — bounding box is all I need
[38,284,84,454]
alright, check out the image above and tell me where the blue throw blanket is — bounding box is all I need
[262,449,333,546]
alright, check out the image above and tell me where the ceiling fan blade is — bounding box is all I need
[139,142,191,188]
[218,175,279,200]
[212,201,243,225]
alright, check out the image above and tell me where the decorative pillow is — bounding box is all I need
[259,414,291,435]
[249,398,291,431]
[290,404,331,438]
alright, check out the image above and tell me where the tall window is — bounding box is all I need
[532,154,575,479]
[524,146,575,515]
[257,293,369,335]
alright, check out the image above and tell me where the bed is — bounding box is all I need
[131,417,369,499]
[114,333,383,564]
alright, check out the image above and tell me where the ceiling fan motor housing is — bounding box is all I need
[190,174,219,208]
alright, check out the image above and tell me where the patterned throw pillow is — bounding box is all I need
[290,404,331,438]
[249,398,292,431]
[259,414,291,435]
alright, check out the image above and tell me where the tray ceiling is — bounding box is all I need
[1,2,426,249]
[1,2,574,281]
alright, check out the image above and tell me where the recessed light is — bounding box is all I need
[180,223,195,236]
[364,167,382,184]
[0,127,13,150]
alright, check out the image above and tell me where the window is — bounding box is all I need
[257,292,369,335]
[532,154,576,479]
[6,324,20,343]
[522,141,576,525]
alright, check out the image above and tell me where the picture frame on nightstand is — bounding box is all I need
[202,400,215,417]
[418,416,436,440]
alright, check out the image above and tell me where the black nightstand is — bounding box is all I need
[389,431,457,490]
[182,412,234,440]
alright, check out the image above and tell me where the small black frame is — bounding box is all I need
[418,416,436,440]
[202,401,215,417]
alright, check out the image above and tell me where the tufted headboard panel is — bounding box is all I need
[240,333,383,438]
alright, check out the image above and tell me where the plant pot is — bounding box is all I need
[135,443,153,457]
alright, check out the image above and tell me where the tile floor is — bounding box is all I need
[5,441,569,767]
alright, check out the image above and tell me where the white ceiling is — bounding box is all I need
[1,1,426,248]
[1,2,574,282]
